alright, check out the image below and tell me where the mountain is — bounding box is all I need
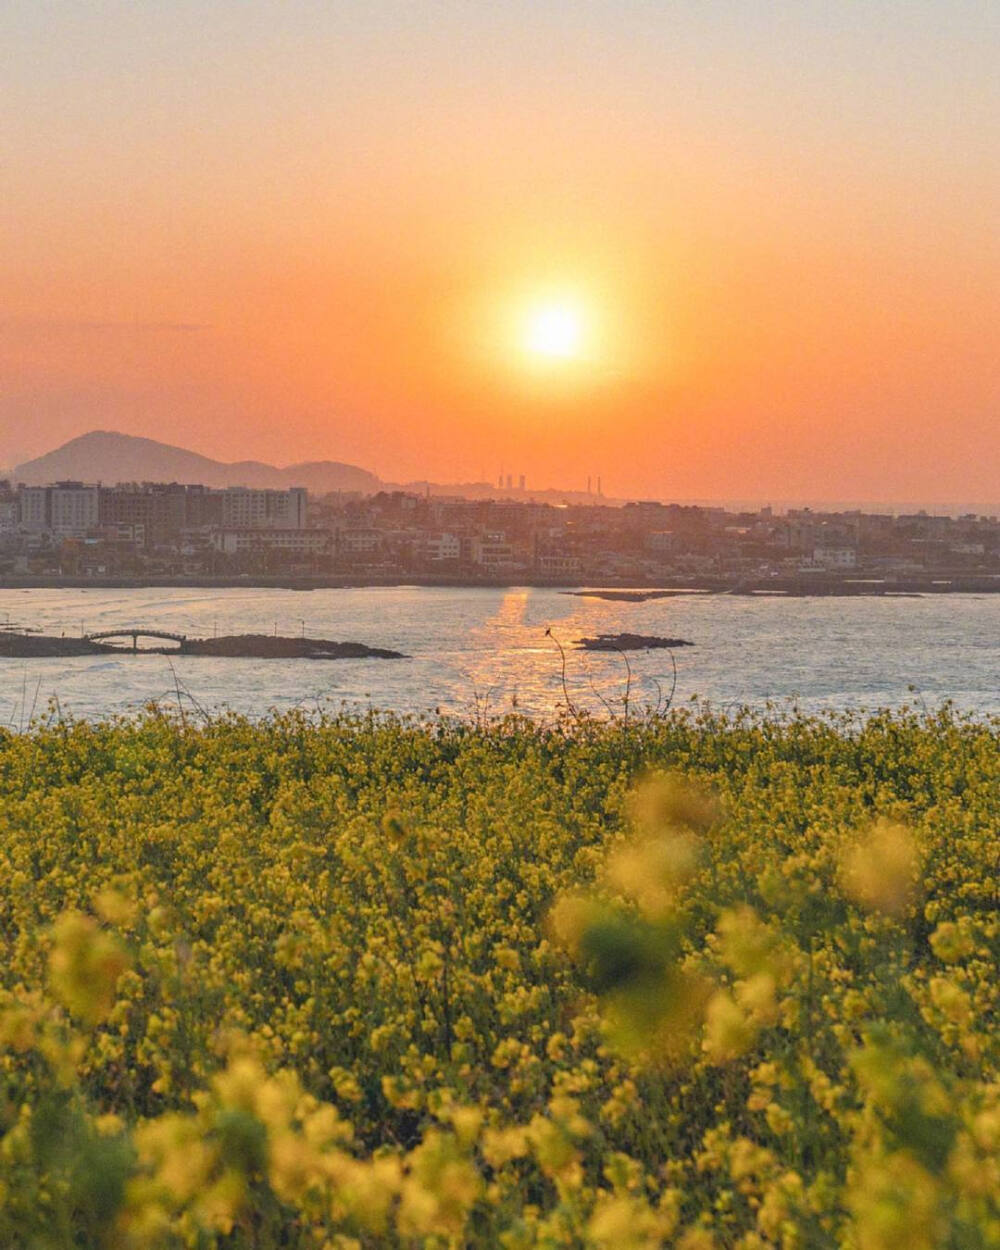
[12,431,380,494]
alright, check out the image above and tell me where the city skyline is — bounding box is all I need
[3,2,998,502]
[6,472,999,583]
[6,428,1000,515]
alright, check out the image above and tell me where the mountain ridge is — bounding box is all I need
[12,430,381,494]
[10,430,606,503]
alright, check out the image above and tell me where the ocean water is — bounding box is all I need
[0,586,997,725]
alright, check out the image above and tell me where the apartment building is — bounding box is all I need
[465,532,518,570]
[20,483,100,536]
[221,487,307,530]
[209,528,330,555]
[335,528,383,558]
[414,532,461,562]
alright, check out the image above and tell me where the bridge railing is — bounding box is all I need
[84,629,187,644]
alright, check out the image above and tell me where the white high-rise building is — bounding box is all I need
[221,487,307,529]
[19,487,50,532]
[19,483,99,535]
[50,483,100,535]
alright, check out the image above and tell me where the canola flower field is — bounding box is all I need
[0,706,998,1249]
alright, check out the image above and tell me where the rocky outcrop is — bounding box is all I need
[0,633,99,657]
[573,633,693,651]
[0,631,405,660]
[180,635,405,659]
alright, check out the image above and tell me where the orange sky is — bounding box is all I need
[2,3,998,502]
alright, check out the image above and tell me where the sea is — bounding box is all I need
[1,586,997,726]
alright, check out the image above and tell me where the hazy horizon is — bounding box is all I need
[3,2,997,501]
[5,428,998,517]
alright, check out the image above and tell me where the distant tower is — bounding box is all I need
[597,476,602,497]
[587,475,592,495]
[498,472,504,489]
[506,474,513,491]
[518,474,525,492]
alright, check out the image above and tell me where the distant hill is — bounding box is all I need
[12,431,381,494]
[11,430,620,505]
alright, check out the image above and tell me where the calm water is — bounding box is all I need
[1,586,997,725]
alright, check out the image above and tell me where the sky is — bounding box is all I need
[2,1,998,503]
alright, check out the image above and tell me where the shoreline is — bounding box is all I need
[1,573,999,595]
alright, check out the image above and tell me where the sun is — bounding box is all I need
[523,302,584,360]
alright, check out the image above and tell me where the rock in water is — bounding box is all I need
[572,633,693,651]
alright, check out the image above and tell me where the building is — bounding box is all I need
[812,546,857,570]
[105,522,148,547]
[644,531,676,554]
[536,552,582,578]
[19,482,100,536]
[209,528,330,556]
[221,487,307,530]
[466,532,517,570]
[415,532,461,562]
[336,528,383,558]
[19,486,52,532]
[183,485,225,529]
[99,483,188,543]
[50,483,100,535]
[0,489,19,535]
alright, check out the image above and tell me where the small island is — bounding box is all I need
[565,590,694,602]
[181,634,406,660]
[0,630,406,661]
[572,632,694,651]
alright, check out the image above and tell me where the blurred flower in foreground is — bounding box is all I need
[48,911,129,1027]
[629,771,721,838]
[551,775,720,1059]
[842,819,919,917]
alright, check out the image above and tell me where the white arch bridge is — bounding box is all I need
[84,629,187,651]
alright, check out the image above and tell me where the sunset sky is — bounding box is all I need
[3,2,998,503]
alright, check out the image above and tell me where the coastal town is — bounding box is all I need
[1,477,998,589]
[3,477,995,595]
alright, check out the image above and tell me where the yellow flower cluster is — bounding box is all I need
[0,705,997,1247]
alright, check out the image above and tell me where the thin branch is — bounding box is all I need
[663,646,678,713]
[576,648,618,721]
[609,643,632,725]
[544,627,579,720]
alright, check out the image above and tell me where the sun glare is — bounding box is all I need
[523,302,584,360]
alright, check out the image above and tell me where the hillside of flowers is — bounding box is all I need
[0,706,998,1248]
